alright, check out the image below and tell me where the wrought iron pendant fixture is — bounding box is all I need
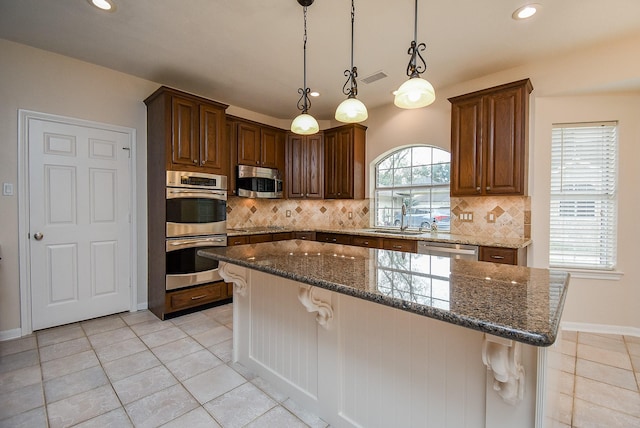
[291,0,319,135]
[335,0,368,123]
[394,0,436,109]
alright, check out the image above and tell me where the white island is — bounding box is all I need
[200,240,569,428]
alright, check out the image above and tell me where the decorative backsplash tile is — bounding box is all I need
[228,195,529,240]
[227,197,371,230]
[450,196,531,239]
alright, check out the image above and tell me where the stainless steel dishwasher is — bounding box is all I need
[416,241,478,260]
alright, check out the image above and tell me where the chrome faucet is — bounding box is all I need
[400,203,408,231]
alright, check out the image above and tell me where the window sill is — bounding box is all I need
[552,268,624,281]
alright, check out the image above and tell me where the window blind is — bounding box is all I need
[549,122,618,269]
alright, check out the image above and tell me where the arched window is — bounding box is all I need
[374,146,451,231]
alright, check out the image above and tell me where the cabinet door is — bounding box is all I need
[323,130,339,198]
[171,96,199,167]
[305,134,324,199]
[199,104,228,175]
[287,134,306,198]
[237,122,261,166]
[260,128,282,169]
[450,96,483,196]
[336,127,355,198]
[483,86,526,195]
[226,119,238,195]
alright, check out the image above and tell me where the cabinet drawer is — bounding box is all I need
[383,238,417,253]
[166,282,227,312]
[316,232,352,245]
[228,236,249,246]
[272,232,293,241]
[479,246,527,265]
[294,231,316,241]
[249,234,272,244]
[351,236,382,248]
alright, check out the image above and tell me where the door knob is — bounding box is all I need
[34,232,44,241]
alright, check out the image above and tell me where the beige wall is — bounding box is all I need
[530,95,640,329]
[0,39,157,333]
[365,32,640,330]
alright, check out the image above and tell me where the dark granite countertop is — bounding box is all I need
[226,226,532,249]
[200,240,569,347]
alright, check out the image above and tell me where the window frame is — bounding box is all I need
[373,145,451,231]
[549,121,618,271]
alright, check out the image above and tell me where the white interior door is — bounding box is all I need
[28,116,132,330]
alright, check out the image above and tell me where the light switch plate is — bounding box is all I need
[2,183,14,196]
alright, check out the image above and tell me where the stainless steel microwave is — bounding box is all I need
[236,165,283,198]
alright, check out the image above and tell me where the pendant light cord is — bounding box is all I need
[413,0,418,43]
[303,5,308,99]
[350,0,354,70]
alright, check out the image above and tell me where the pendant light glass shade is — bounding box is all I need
[291,113,320,135]
[335,97,368,123]
[393,76,435,109]
[395,0,436,109]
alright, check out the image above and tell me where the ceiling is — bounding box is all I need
[1,0,640,121]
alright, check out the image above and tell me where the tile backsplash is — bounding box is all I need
[450,196,531,239]
[227,197,371,230]
[228,195,530,240]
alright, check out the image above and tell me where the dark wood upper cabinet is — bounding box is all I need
[287,133,324,199]
[324,123,367,199]
[235,119,285,170]
[449,79,532,196]
[237,121,261,166]
[146,86,228,176]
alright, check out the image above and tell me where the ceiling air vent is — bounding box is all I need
[361,71,388,84]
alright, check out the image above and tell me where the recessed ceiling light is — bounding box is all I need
[512,3,540,20]
[88,0,116,12]
[310,91,320,97]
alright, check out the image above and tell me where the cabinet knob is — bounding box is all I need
[193,159,198,164]
[476,187,481,192]
[201,161,205,166]
[486,186,491,191]
[490,255,505,260]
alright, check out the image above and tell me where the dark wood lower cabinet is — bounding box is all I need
[165,281,229,313]
[479,246,527,266]
[315,232,352,245]
[351,236,382,249]
[294,231,316,241]
[382,238,417,253]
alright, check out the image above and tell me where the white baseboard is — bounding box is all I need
[137,302,148,311]
[561,321,640,338]
[0,328,23,342]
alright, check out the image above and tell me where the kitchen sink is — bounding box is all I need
[370,229,425,236]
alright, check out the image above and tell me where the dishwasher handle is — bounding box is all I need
[420,246,477,255]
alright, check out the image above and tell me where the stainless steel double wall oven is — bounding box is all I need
[165,171,227,291]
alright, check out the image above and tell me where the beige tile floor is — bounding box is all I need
[550,330,640,427]
[0,304,638,427]
[0,304,327,428]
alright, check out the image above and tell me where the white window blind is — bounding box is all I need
[549,122,618,270]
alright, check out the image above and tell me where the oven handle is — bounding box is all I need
[166,236,227,251]
[166,188,227,200]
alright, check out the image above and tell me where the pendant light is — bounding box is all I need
[335,0,368,123]
[394,0,436,109]
[291,0,319,135]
